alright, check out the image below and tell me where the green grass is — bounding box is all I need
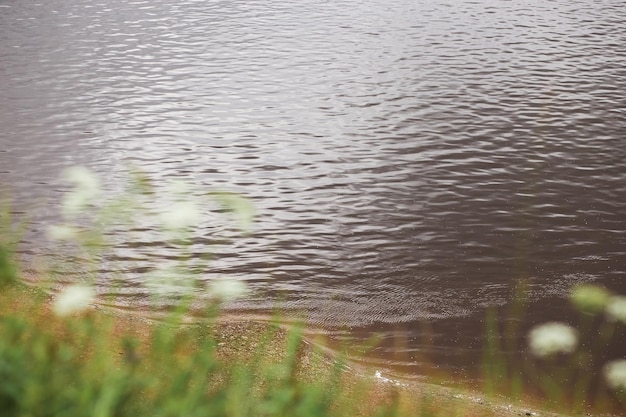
[0,271,554,417]
[3,266,624,417]
[0,281,376,417]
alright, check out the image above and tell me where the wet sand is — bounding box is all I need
[207,318,575,417]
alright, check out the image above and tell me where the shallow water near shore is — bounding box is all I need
[1,0,625,378]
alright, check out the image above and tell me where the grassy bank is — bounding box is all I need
[1,278,583,417]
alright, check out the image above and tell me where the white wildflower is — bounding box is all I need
[61,166,101,217]
[570,284,610,315]
[528,322,578,358]
[53,284,95,317]
[209,278,249,301]
[47,224,78,241]
[603,359,626,391]
[159,201,200,231]
[62,166,100,192]
[606,296,626,324]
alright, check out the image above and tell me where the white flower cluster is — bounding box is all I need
[571,284,626,324]
[606,296,626,324]
[159,201,200,231]
[53,284,95,317]
[527,322,578,358]
[47,166,102,241]
[46,166,253,314]
[603,360,626,391]
[61,166,101,218]
[157,180,200,232]
[527,284,626,393]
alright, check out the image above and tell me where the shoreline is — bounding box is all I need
[92,302,567,417]
[1,281,606,417]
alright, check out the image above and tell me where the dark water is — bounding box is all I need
[1,0,625,379]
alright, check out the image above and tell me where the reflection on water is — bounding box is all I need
[1,0,625,376]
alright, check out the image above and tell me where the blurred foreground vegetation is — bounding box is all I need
[0,282,348,417]
[1,167,624,416]
[0,270,526,417]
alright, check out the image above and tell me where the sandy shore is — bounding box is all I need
[208,318,573,417]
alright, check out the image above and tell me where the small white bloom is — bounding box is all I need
[606,296,626,324]
[603,359,626,390]
[61,166,101,217]
[209,278,249,301]
[159,201,200,231]
[63,192,96,217]
[47,224,78,241]
[53,284,95,317]
[570,284,610,315]
[62,166,101,192]
[528,322,578,358]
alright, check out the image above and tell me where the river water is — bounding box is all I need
[1,0,625,380]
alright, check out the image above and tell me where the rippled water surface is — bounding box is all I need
[1,0,625,376]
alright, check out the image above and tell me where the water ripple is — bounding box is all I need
[1,0,625,372]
